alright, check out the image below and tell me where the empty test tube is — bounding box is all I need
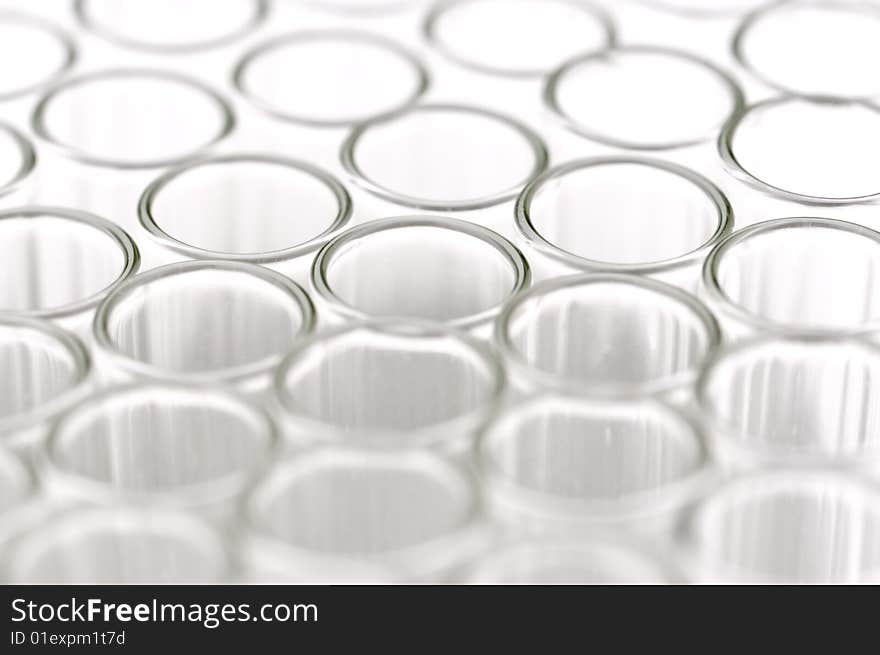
[273,320,504,450]
[234,31,429,127]
[0,317,91,458]
[697,337,880,470]
[243,448,485,582]
[311,216,529,333]
[515,157,732,286]
[702,217,880,338]
[42,383,277,521]
[495,274,720,398]
[681,470,880,583]
[719,96,880,204]
[92,260,315,394]
[733,0,880,99]
[139,154,352,267]
[0,206,139,334]
[545,46,743,150]
[4,507,231,584]
[341,103,548,211]
[479,393,712,534]
[32,68,234,170]
[0,10,76,102]
[424,0,615,78]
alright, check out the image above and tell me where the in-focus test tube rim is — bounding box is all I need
[138,153,354,264]
[340,102,550,211]
[514,156,734,274]
[422,0,617,78]
[311,215,531,330]
[231,29,430,127]
[31,68,236,170]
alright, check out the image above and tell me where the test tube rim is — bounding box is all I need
[0,121,37,200]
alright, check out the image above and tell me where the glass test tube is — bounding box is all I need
[41,383,278,522]
[242,448,486,583]
[92,260,315,395]
[494,274,720,399]
[234,30,429,127]
[0,317,92,460]
[479,393,712,535]
[545,45,743,150]
[4,507,231,584]
[702,217,880,339]
[697,337,880,471]
[719,96,880,205]
[0,10,76,103]
[0,206,140,335]
[310,216,530,336]
[424,0,615,78]
[732,0,880,99]
[681,470,880,583]
[273,319,504,451]
[514,157,733,287]
[139,153,352,280]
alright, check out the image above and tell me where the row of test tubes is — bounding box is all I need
[2,0,880,584]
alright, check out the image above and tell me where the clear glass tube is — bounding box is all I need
[93,261,315,391]
[0,317,92,457]
[311,216,530,331]
[31,69,235,169]
[233,31,429,127]
[495,274,720,397]
[719,96,880,204]
[545,46,743,150]
[42,383,277,520]
[0,10,76,101]
[0,123,36,204]
[702,217,880,337]
[242,448,485,582]
[515,157,732,277]
[479,393,712,533]
[0,206,140,327]
[340,103,548,211]
[138,154,352,264]
[697,337,880,470]
[463,535,678,584]
[682,470,880,583]
[74,0,268,53]
[4,507,231,583]
[424,0,615,78]
[273,320,504,450]
[733,1,880,100]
